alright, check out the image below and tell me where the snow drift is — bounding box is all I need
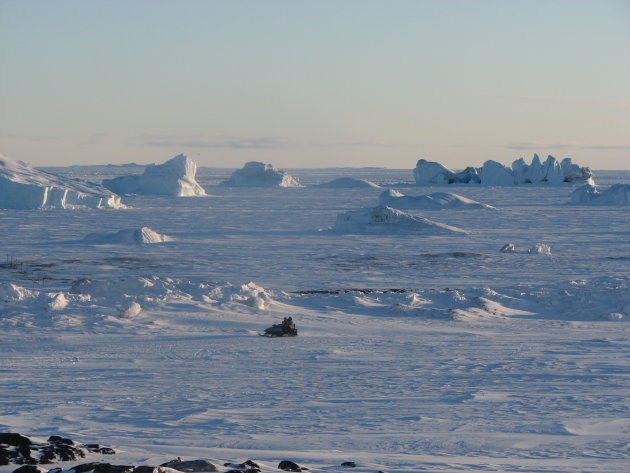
[83,227,171,244]
[315,177,381,189]
[569,184,630,205]
[102,154,206,196]
[0,154,124,209]
[332,205,468,234]
[379,189,495,210]
[220,161,300,187]
[414,154,593,186]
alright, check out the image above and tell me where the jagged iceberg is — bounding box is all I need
[102,154,206,196]
[413,154,593,186]
[0,154,124,209]
[315,177,381,189]
[220,161,300,187]
[332,205,468,234]
[569,184,630,205]
[379,190,495,210]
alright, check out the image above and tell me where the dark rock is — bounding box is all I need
[131,466,155,473]
[48,468,63,473]
[159,460,217,472]
[97,448,115,455]
[263,317,298,337]
[47,436,74,446]
[340,462,356,467]
[277,460,302,472]
[0,434,32,448]
[71,462,105,473]
[11,466,43,473]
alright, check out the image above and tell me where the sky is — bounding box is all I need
[1,0,629,169]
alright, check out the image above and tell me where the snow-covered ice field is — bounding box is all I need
[1,167,629,473]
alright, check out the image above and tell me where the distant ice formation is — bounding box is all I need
[569,184,630,205]
[102,154,206,196]
[0,154,124,209]
[315,177,381,189]
[413,154,593,186]
[379,189,495,210]
[220,161,300,187]
[332,205,468,234]
[83,227,171,244]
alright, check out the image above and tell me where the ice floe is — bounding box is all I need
[102,154,206,196]
[378,189,495,210]
[331,205,469,234]
[220,161,301,187]
[0,154,124,209]
[413,154,593,186]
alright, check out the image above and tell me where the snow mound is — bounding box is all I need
[413,154,593,186]
[220,161,300,187]
[102,154,206,196]
[569,184,630,205]
[0,153,124,209]
[332,205,468,234]
[378,190,495,210]
[315,177,381,189]
[83,227,171,244]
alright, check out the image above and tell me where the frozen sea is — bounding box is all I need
[1,167,629,473]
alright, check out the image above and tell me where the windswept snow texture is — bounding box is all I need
[332,205,469,234]
[102,154,206,196]
[83,227,171,244]
[414,154,593,186]
[379,189,495,210]
[220,161,300,187]
[570,183,630,205]
[1,167,629,473]
[315,177,381,188]
[0,154,123,209]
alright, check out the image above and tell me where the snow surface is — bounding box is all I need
[569,183,630,205]
[378,189,495,210]
[1,167,629,473]
[220,161,300,187]
[414,154,594,186]
[0,154,123,209]
[102,154,206,196]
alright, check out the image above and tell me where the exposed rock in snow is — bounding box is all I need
[332,205,468,234]
[83,227,170,244]
[378,189,495,210]
[529,243,552,255]
[315,177,381,188]
[262,316,298,337]
[220,161,300,187]
[0,154,124,209]
[102,154,206,196]
[569,184,630,205]
[413,154,593,186]
[500,243,517,253]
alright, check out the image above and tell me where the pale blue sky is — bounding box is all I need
[1,0,629,168]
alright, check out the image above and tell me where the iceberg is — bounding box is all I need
[0,154,124,209]
[413,154,593,186]
[220,161,300,187]
[332,205,468,234]
[569,184,630,205]
[315,177,381,189]
[83,227,171,244]
[379,190,495,210]
[102,154,206,196]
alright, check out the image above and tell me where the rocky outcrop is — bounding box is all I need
[263,317,298,337]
